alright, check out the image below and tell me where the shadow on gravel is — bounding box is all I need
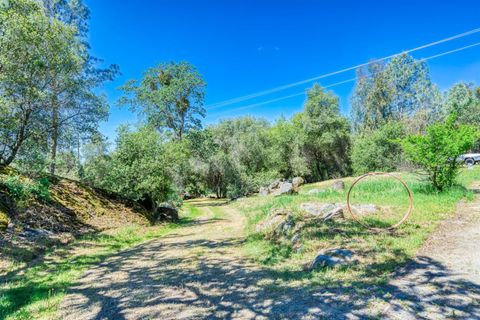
[58,236,480,319]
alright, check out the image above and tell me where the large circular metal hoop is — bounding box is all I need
[346,172,413,231]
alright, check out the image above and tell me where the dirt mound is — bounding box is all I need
[0,176,149,271]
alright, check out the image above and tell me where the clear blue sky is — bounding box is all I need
[85,0,480,141]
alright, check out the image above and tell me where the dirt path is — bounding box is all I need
[59,193,480,320]
[379,184,480,319]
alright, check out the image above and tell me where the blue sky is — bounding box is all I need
[85,0,480,141]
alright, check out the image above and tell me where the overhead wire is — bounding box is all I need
[206,27,480,110]
[209,41,480,117]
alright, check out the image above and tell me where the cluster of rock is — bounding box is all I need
[255,200,379,271]
[299,202,379,220]
[259,177,305,197]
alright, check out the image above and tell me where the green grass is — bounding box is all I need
[234,167,480,289]
[0,206,200,320]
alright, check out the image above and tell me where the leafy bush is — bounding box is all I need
[403,114,479,191]
[351,121,405,175]
[0,174,51,202]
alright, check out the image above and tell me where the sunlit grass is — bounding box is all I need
[234,166,480,289]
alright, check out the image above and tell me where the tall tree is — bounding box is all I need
[350,54,441,133]
[119,61,206,140]
[295,84,351,181]
[0,0,79,166]
[41,0,118,175]
[443,82,480,127]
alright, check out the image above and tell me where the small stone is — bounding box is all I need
[331,180,345,192]
[309,248,355,270]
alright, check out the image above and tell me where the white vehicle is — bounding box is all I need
[458,153,480,166]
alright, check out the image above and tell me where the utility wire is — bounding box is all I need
[206,27,480,110]
[209,41,480,117]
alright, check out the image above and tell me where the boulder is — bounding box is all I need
[309,248,355,270]
[331,180,345,192]
[152,203,179,223]
[259,186,269,196]
[271,181,295,196]
[307,188,323,195]
[292,177,305,191]
[268,179,282,192]
[300,202,344,221]
[256,208,296,239]
[352,204,379,216]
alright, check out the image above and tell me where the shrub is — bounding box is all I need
[402,114,479,191]
[351,121,405,175]
[0,174,51,202]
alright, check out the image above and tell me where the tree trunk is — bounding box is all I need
[49,94,59,175]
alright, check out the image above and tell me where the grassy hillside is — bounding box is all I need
[234,167,480,288]
[0,169,150,273]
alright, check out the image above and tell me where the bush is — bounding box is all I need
[351,122,405,175]
[402,114,479,191]
[0,174,51,202]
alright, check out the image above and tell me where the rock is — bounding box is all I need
[331,180,345,192]
[268,179,282,192]
[272,181,295,196]
[292,177,305,190]
[307,188,323,195]
[256,208,289,233]
[21,227,52,239]
[300,202,344,221]
[309,248,355,270]
[256,208,296,239]
[259,186,269,196]
[152,203,179,223]
[352,204,379,216]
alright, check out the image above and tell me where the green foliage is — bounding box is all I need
[442,82,480,126]
[0,0,79,166]
[0,174,51,202]
[119,61,206,140]
[403,114,479,190]
[350,54,441,133]
[294,84,352,181]
[352,121,405,175]
[82,126,182,220]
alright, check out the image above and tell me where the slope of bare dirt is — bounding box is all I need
[0,177,148,273]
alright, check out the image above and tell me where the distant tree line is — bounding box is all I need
[1,0,479,213]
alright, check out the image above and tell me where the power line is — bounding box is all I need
[209,41,480,118]
[206,27,480,110]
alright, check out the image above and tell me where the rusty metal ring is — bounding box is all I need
[346,172,413,231]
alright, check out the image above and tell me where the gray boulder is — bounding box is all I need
[259,186,269,196]
[300,202,344,221]
[268,179,282,192]
[331,180,345,192]
[256,208,296,239]
[151,203,179,223]
[272,181,295,196]
[309,248,355,270]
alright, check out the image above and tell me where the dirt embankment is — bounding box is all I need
[0,175,149,272]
